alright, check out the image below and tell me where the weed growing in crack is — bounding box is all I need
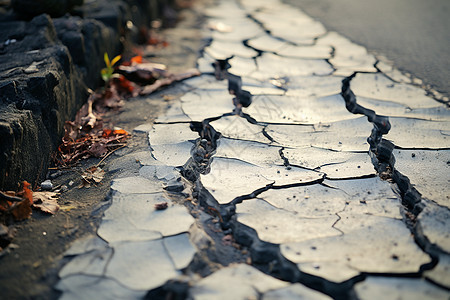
[101,52,121,83]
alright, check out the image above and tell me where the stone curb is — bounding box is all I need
[0,0,171,190]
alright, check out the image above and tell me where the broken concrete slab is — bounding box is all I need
[201,157,323,204]
[251,4,326,45]
[180,89,235,121]
[105,239,179,291]
[151,142,195,167]
[205,40,258,59]
[355,96,450,122]
[266,117,373,151]
[393,149,450,207]
[424,253,450,289]
[215,137,282,167]
[244,94,359,124]
[56,274,145,300]
[277,44,332,60]
[163,233,197,270]
[384,117,450,149]
[263,283,332,300]
[149,123,199,146]
[236,199,340,244]
[416,202,450,253]
[227,56,258,78]
[63,234,109,256]
[354,277,449,300]
[59,246,113,278]
[254,53,333,80]
[351,73,440,109]
[209,19,265,43]
[316,32,377,76]
[282,147,374,179]
[211,115,271,145]
[154,100,191,123]
[282,214,431,283]
[189,264,289,299]
[98,192,194,243]
[284,75,343,98]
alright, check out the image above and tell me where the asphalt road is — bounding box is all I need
[283,0,450,98]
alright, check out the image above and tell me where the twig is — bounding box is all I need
[0,191,23,202]
[96,144,127,167]
[140,69,200,95]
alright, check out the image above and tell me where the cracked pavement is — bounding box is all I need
[56,0,450,299]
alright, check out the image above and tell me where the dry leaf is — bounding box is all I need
[32,191,60,214]
[80,166,105,188]
[7,181,33,221]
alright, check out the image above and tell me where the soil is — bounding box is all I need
[0,2,208,298]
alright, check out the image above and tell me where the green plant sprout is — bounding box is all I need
[101,52,121,82]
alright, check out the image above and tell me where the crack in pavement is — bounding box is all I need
[56,0,450,298]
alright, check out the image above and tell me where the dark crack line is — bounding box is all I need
[394,146,450,151]
[340,72,449,283]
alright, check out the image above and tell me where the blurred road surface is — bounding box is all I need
[284,0,450,97]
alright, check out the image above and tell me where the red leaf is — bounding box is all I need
[131,55,143,64]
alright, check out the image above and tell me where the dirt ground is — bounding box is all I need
[0,2,207,298]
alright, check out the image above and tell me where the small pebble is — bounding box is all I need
[40,179,53,190]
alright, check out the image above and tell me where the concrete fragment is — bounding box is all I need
[105,240,179,291]
[151,142,195,167]
[317,32,377,75]
[416,202,450,253]
[394,150,450,207]
[244,94,358,124]
[266,117,373,151]
[351,73,439,109]
[149,123,199,146]
[164,233,196,270]
[236,199,340,244]
[190,264,289,300]
[211,115,271,144]
[59,246,113,278]
[385,117,450,149]
[215,137,282,167]
[205,40,258,59]
[56,274,145,300]
[354,277,449,300]
[98,193,194,243]
[282,214,431,283]
[201,157,323,204]
[254,53,333,80]
[263,283,332,300]
[283,147,374,179]
[181,89,235,121]
[424,253,450,289]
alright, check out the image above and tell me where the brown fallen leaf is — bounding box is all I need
[80,166,105,188]
[89,142,107,157]
[32,191,60,214]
